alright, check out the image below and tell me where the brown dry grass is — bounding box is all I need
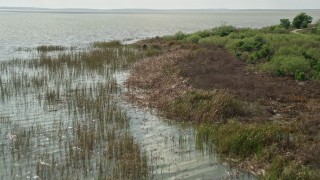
[126,49,192,110]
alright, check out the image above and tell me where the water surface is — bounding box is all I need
[1,9,320,60]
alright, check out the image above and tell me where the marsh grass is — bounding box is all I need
[166,90,256,123]
[197,121,291,158]
[0,41,148,179]
[93,40,122,48]
[36,45,66,52]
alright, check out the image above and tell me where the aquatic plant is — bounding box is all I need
[36,45,66,52]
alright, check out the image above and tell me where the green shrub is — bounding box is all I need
[292,12,313,29]
[260,25,290,34]
[275,45,303,56]
[174,31,187,40]
[263,55,309,78]
[226,35,270,63]
[213,25,237,37]
[295,70,306,81]
[280,19,291,29]
[311,70,320,80]
[317,25,320,34]
[163,35,176,41]
[301,48,320,80]
[185,34,201,43]
[199,36,229,47]
[304,48,320,64]
[237,36,266,52]
[249,44,271,62]
[195,30,212,38]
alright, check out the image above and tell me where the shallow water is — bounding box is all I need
[0,47,256,179]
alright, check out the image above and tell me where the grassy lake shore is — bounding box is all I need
[126,24,320,179]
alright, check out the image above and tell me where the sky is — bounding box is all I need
[1,0,320,9]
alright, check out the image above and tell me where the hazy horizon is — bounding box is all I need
[1,0,320,10]
[1,6,320,11]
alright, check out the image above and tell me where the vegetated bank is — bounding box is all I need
[126,16,320,179]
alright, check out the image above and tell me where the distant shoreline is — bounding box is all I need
[1,7,320,13]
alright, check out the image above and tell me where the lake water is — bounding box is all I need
[1,9,320,61]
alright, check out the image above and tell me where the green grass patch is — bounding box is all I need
[263,55,309,79]
[197,121,289,158]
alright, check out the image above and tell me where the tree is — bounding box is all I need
[280,19,291,29]
[292,13,313,29]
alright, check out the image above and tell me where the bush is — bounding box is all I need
[174,31,187,40]
[280,19,291,29]
[249,44,272,62]
[260,25,290,34]
[292,12,313,29]
[237,36,266,52]
[185,34,201,43]
[275,45,303,56]
[199,36,229,47]
[302,48,320,80]
[195,30,212,38]
[213,25,237,37]
[263,55,309,78]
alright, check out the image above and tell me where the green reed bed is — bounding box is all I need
[0,42,148,179]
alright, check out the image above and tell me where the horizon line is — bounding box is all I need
[1,6,320,11]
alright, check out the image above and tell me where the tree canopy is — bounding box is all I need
[280,19,291,29]
[292,13,313,29]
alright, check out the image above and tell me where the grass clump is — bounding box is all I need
[265,157,320,180]
[227,35,271,63]
[92,40,122,48]
[185,34,201,43]
[197,121,289,158]
[36,45,66,52]
[263,55,309,79]
[165,90,254,123]
[174,31,187,40]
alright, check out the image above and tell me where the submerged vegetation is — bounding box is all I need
[127,13,320,179]
[0,42,149,179]
[36,45,67,52]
